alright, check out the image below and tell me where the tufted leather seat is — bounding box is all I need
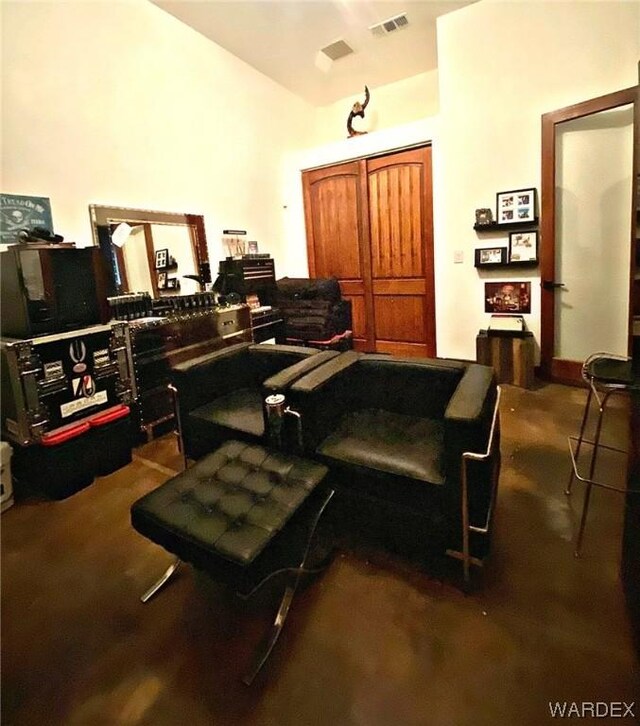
[131,440,328,566]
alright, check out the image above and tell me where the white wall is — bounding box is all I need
[436,0,640,360]
[311,70,439,147]
[1,0,311,266]
[3,0,638,363]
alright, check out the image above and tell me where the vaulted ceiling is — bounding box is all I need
[151,0,476,106]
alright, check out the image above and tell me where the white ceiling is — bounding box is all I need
[151,0,476,106]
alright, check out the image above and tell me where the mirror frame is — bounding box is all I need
[89,204,209,297]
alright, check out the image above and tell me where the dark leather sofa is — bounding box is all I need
[170,342,338,460]
[287,351,501,577]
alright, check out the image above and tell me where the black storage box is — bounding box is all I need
[12,405,133,500]
[12,424,95,500]
[89,404,133,476]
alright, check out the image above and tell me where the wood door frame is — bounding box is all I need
[540,86,638,383]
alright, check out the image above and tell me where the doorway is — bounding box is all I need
[540,87,637,383]
[302,145,436,357]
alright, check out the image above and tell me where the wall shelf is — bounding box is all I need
[474,220,539,233]
[475,260,539,270]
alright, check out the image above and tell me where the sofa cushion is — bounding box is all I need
[190,388,265,438]
[317,409,445,485]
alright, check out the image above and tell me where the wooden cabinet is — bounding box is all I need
[476,330,535,389]
[302,147,436,357]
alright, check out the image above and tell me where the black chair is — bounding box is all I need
[170,342,338,462]
[274,277,352,348]
[288,352,501,584]
[566,352,639,556]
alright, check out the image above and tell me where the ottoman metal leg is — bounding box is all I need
[141,558,180,603]
[242,488,335,685]
[242,581,296,686]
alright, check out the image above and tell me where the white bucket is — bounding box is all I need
[1,441,14,512]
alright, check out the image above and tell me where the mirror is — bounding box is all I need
[89,205,210,298]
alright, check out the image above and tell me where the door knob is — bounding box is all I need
[542,280,566,291]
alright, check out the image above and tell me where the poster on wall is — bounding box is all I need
[485,282,531,314]
[0,193,53,244]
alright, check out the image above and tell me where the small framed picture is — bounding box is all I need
[166,278,178,289]
[485,281,531,314]
[475,208,493,226]
[496,188,537,225]
[155,248,169,270]
[475,247,507,267]
[509,231,538,263]
[157,271,167,288]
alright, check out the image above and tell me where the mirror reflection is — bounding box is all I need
[89,205,209,299]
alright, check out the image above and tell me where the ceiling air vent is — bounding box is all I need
[369,13,409,37]
[319,39,354,62]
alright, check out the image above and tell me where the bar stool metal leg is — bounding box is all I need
[565,384,593,496]
[574,391,611,557]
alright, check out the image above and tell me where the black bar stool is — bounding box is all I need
[566,352,637,556]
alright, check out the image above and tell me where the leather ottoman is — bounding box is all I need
[131,440,331,684]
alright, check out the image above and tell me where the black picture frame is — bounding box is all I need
[508,230,538,263]
[166,277,178,289]
[154,248,169,270]
[475,247,507,267]
[157,271,167,288]
[496,188,537,225]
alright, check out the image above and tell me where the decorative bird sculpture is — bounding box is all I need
[347,86,370,138]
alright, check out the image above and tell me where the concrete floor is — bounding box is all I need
[1,382,638,725]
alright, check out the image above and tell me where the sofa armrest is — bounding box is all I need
[444,364,497,471]
[290,350,360,395]
[262,350,340,395]
[443,365,500,571]
[170,342,253,414]
[248,343,319,358]
[248,343,319,382]
[445,364,496,427]
[288,351,360,452]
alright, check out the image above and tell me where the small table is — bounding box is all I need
[131,439,332,684]
[476,329,535,388]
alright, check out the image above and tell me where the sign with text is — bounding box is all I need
[0,193,53,244]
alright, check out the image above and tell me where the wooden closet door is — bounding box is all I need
[302,160,374,350]
[366,147,436,357]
